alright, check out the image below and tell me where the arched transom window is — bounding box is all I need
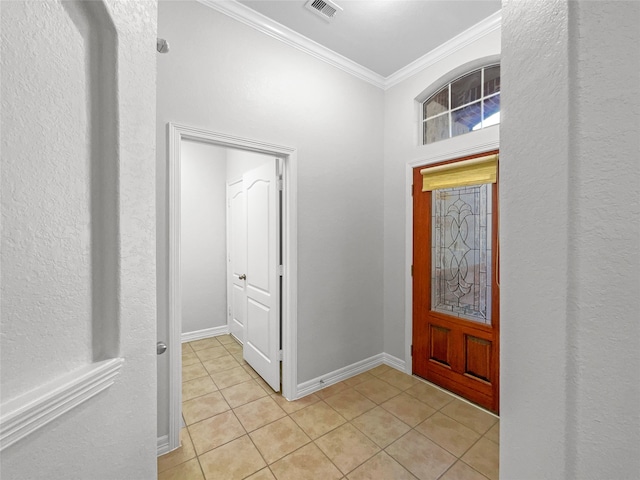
[422,64,500,145]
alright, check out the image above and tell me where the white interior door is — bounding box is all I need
[243,160,281,392]
[227,179,247,343]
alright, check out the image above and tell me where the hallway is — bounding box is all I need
[158,335,499,480]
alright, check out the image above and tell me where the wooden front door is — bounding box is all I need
[412,152,500,413]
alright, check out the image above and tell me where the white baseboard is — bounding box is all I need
[382,353,406,373]
[0,358,124,452]
[157,435,170,456]
[295,352,408,399]
[181,325,229,343]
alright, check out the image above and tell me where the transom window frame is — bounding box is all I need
[416,57,501,146]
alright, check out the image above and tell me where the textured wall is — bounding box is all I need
[181,140,228,334]
[1,1,158,478]
[501,0,640,478]
[157,0,385,439]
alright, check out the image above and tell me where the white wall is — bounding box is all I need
[382,28,501,361]
[181,140,228,334]
[157,0,385,439]
[500,0,640,478]
[1,1,157,478]
[227,148,274,182]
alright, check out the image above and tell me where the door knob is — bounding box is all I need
[239,274,246,280]
[157,342,167,355]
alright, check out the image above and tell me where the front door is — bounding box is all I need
[413,152,500,413]
[242,161,282,392]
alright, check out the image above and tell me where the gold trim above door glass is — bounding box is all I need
[421,154,498,191]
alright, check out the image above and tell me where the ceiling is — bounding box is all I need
[236,0,501,77]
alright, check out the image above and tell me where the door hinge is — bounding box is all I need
[278,265,284,276]
[411,265,414,276]
[278,350,283,361]
[411,344,413,356]
[411,184,414,196]
[277,177,283,191]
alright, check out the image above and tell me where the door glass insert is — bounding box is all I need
[431,184,492,324]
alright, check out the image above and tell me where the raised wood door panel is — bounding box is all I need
[243,161,281,392]
[413,152,500,413]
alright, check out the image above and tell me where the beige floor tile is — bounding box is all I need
[386,430,456,480]
[188,411,246,455]
[290,401,347,439]
[342,372,375,386]
[210,365,252,389]
[182,391,230,425]
[367,364,392,377]
[245,468,276,480]
[224,342,242,355]
[484,421,499,444]
[324,388,376,420]
[216,334,237,345]
[254,374,277,394]
[189,337,222,351]
[243,364,260,378]
[461,438,499,480]
[183,363,209,382]
[404,381,455,410]
[198,435,266,480]
[158,428,197,473]
[440,400,498,435]
[202,354,240,374]
[249,416,311,464]
[380,393,436,427]
[271,392,321,414]
[351,406,411,448]
[195,345,229,362]
[220,379,268,408]
[315,423,380,475]
[415,412,480,457]
[182,376,218,402]
[270,443,342,480]
[346,451,416,480]
[353,378,401,404]
[182,352,201,366]
[377,369,420,391]
[315,381,350,399]
[158,458,204,480]
[234,395,287,432]
[182,343,194,354]
[232,352,248,365]
[440,461,490,480]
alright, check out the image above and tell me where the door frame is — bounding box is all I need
[167,123,298,451]
[404,140,500,375]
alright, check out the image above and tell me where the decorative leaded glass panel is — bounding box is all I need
[431,184,492,324]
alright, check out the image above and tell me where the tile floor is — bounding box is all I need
[158,335,499,480]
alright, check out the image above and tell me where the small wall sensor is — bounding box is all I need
[156,38,170,54]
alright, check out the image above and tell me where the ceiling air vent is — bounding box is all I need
[305,0,343,22]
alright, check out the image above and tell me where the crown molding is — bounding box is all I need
[198,0,386,89]
[197,1,500,91]
[385,10,501,89]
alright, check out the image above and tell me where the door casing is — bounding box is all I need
[166,123,298,452]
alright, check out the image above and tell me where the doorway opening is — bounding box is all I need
[166,123,298,451]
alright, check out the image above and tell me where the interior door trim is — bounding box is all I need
[167,123,298,452]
